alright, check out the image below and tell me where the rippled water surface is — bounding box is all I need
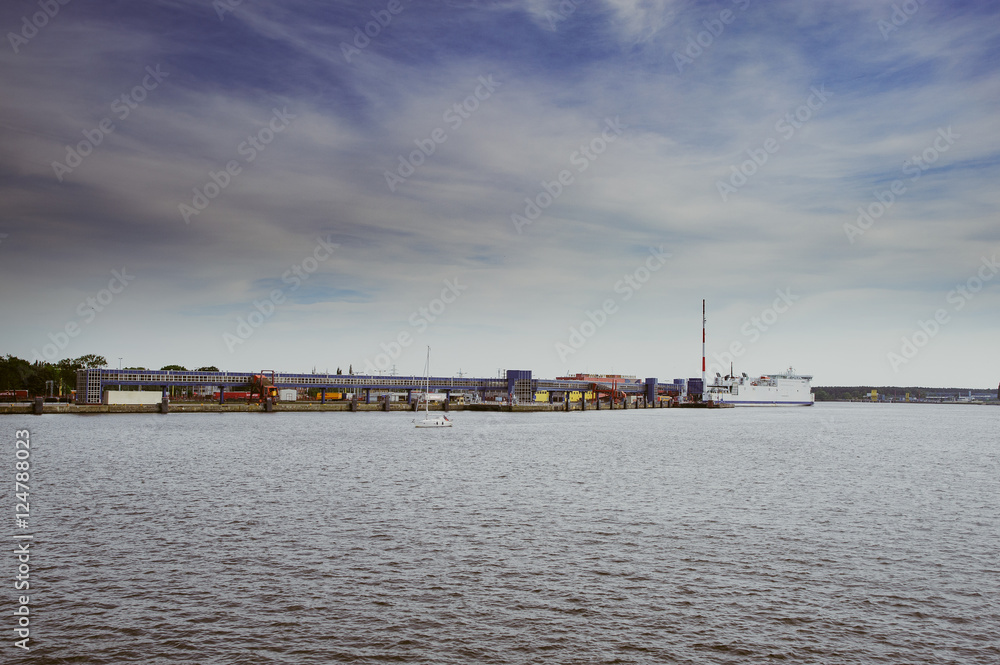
[11,403,1000,663]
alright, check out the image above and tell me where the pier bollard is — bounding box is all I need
[412,400,419,412]
[443,400,449,412]
[350,397,358,412]
[33,397,43,415]
[264,398,274,412]
[383,398,390,412]
[160,397,169,414]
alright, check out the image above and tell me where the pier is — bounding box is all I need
[0,399,736,416]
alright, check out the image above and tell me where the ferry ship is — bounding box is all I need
[704,367,815,406]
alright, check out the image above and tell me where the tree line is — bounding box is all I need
[812,386,982,401]
[0,354,219,397]
[0,354,108,396]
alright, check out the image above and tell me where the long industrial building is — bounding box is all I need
[76,368,689,405]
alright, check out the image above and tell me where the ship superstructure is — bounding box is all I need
[705,368,815,406]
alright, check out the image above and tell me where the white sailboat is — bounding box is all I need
[414,346,452,428]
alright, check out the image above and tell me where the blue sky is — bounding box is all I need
[1,0,998,386]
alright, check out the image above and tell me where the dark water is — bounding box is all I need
[8,403,999,663]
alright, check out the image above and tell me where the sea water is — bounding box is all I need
[8,403,998,663]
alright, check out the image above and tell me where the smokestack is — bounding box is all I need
[702,299,706,400]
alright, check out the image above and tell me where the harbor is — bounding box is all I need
[2,376,734,415]
[3,301,805,415]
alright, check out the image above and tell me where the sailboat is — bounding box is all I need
[414,346,452,428]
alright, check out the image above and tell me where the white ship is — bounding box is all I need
[704,367,815,406]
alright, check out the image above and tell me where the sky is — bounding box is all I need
[1,0,998,387]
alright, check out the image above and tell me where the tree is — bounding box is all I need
[336,366,342,375]
[196,366,219,372]
[0,355,34,391]
[349,364,353,375]
[76,354,108,369]
[161,365,187,371]
[25,361,56,397]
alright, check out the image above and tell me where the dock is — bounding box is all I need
[1,397,698,415]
